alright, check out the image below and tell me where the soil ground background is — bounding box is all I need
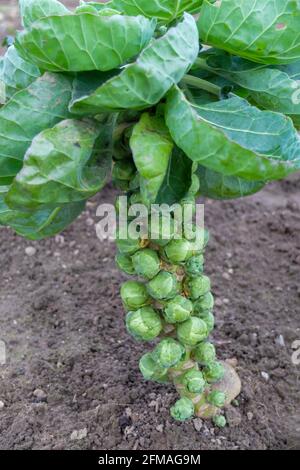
[0,0,300,451]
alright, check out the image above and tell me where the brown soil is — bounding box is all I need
[0,0,299,451]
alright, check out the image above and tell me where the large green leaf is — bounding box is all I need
[0,73,73,186]
[70,13,199,115]
[130,113,192,204]
[16,12,156,72]
[196,166,265,200]
[165,86,300,182]
[0,186,85,240]
[196,50,300,126]
[0,45,41,101]
[19,0,70,28]
[6,117,114,210]
[198,0,300,65]
[110,0,202,21]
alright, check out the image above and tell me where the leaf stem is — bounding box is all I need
[181,75,221,97]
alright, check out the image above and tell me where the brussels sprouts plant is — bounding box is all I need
[1,0,300,425]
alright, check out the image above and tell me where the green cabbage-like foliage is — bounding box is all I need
[198,0,300,65]
[110,0,202,21]
[0,45,41,101]
[16,10,156,72]
[19,0,69,27]
[70,13,199,114]
[0,73,73,186]
[165,86,300,182]
[197,49,300,127]
[197,166,265,200]
[5,118,114,210]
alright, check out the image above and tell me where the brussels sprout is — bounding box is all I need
[115,253,135,275]
[116,237,141,255]
[112,160,136,182]
[170,397,194,421]
[185,254,204,277]
[207,390,226,408]
[131,248,160,280]
[203,362,225,383]
[126,306,162,341]
[147,271,179,301]
[201,311,215,334]
[151,338,185,368]
[184,275,211,300]
[212,415,227,428]
[177,317,208,346]
[193,292,214,315]
[139,352,169,383]
[164,238,193,264]
[193,342,216,365]
[164,295,193,324]
[121,281,150,310]
[182,369,206,394]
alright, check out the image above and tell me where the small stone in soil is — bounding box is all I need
[193,418,203,432]
[261,371,270,381]
[0,401,5,410]
[70,428,87,441]
[33,389,47,402]
[156,424,164,433]
[275,335,285,347]
[247,412,254,421]
[225,406,242,427]
[25,246,36,256]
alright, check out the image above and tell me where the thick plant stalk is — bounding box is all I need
[114,160,241,424]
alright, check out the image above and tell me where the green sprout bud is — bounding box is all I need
[116,236,141,255]
[131,248,160,280]
[151,338,185,368]
[112,160,136,182]
[207,390,226,408]
[193,292,214,315]
[115,253,135,275]
[185,255,204,277]
[202,311,215,333]
[170,397,194,421]
[164,238,192,264]
[203,361,225,383]
[164,295,193,324]
[126,306,162,341]
[182,369,206,394]
[139,352,169,383]
[121,281,150,310]
[147,271,179,301]
[193,342,216,365]
[213,415,226,428]
[184,275,211,300]
[177,317,208,346]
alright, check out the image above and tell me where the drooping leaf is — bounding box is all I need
[0,73,73,185]
[6,117,114,210]
[110,0,202,21]
[0,186,85,239]
[70,13,199,115]
[130,113,173,203]
[198,0,300,65]
[196,50,300,126]
[15,12,156,72]
[165,86,300,182]
[196,166,265,200]
[19,0,70,28]
[0,45,41,101]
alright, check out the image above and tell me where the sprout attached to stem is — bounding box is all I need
[182,369,206,393]
[184,275,211,300]
[126,306,162,341]
[152,338,186,368]
[177,317,208,346]
[139,352,169,383]
[131,248,161,279]
[203,361,225,383]
[193,342,216,365]
[170,397,195,421]
[207,390,226,408]
[121,280,150,310]
[164,295,193,324]
[147,271,179,300]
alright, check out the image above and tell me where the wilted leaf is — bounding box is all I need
[0,45,41,101]
[198,0,300,64]
[197,166,265,199]
[6,117,114,210]
[70,13,199,114]
[16,12,156,72]
[165,86,300,182]
[0,73,73,185]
